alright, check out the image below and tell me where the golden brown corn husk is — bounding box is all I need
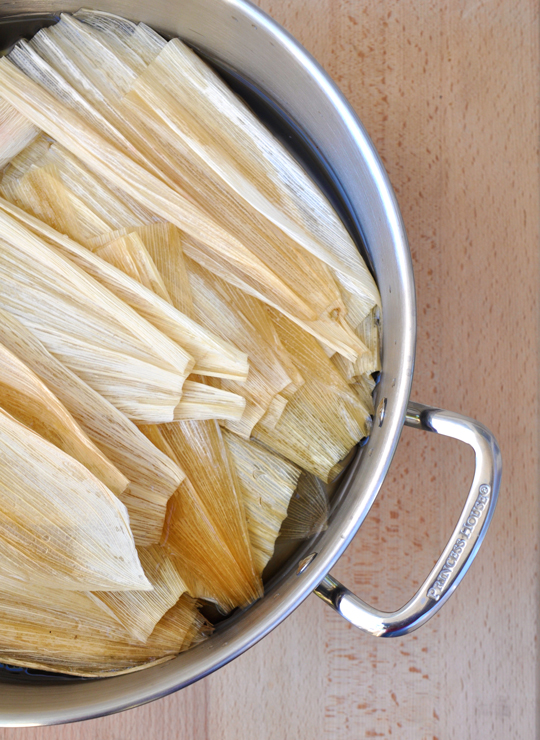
[0,340,127,497]
[0,309,184,545]
[0,97,38,169]
[90,545,188,643]
[0,573,130,641]
[223,431,302,574]
[0,595,207,677]
[252,310,371,481]
[141,421,263,609]
[0,408,150,592]
[279,472,329,540]
[0,197,248,381]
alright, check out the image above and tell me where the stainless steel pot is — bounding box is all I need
[0,0,502,726]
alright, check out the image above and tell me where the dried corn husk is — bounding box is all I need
[120,36,380,320]
[223,431,302,574]
[0,97,38,169]
[0,408,150,592]
[0,133,51,191]
[95,231,171,301]
[90,545,187,643]
[0,309,184,545]
[73,11,166,65]
[174,380,246,423]
[0,595,207,677]
[0,207,194,421]
[0,340,127,497]
[0,573,130,640]
[279,472,329,540]
[187,258,301,437]
[141,422,262,610]
[252,310,371,481]
[0,56,368,359]
[0,198,248,381]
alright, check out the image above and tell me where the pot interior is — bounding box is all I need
[0,1,415,724]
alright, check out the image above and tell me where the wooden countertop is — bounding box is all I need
[1,1,538,738]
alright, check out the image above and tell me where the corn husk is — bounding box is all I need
[9,162,112,243]
[0,197,248,381]
[90,545,188,643]
[0,133,51,191]
[252,310,371,481]
[0,309,184,545]
[0,408,150,592]
[0,340,127,497]
[174,380,246,422]
[0,55,369,360]
[91,227,247,421]
[0,97,39,169]
[0,206,194,421]
[187,259,300,437]
[0,595,207,677]
[0,573,130,641]
[95,231,171,301]
[119,36,380,325]
[73,11,166,65]
[141,422,262,610]
[279,472,329,540]
[223,431,302,574]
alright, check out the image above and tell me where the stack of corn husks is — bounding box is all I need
[0,9,381,677]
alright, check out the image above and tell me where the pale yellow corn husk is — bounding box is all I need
[0,208,194,421]
[0,56,367,359]
[96,231,171,301]
[331,352,357,383]
[0,340,127,497]
[135,222,193,316]
[141,422,263,609]
[73,11,166,64]
[8,163,111,244]
[223,430,302,574]
[90,545,188,643]
[252,310,371,481]
[187,258,301,437]
[0,408,150,592]
[0,595,207,677]
[130,37,380,315]
[0,97,39,169]
[0,309,184,545]
[279,472,329,540]
[0,132,51,191]
[0,198,248,381]
[174,380,246,423]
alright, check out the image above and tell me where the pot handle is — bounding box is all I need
[314,401,501,637]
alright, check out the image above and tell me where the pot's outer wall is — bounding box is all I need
[0,0,415,725]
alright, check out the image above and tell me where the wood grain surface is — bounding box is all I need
[1,0,538,738]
